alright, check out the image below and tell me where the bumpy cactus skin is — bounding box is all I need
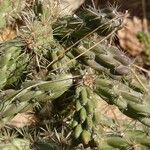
[53,6,123,41]
[72,39,131,77]
[0,39,29,89]
[72,86,100,145]
[94,77,150,126]
[52,8,148,89]
[94,112,150,149]
[77,7,123,36]
[0,74,73,128]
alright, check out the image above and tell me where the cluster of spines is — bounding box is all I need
[0,0,31,29]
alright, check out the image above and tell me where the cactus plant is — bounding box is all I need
[0,39,29,89]
[0,0,149,149]
[72,85,100,145]
[0,73,73,128]
[94,76,150,126]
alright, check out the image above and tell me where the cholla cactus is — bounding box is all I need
[94,76,150,126]
[72,85,100,145]
[0,0,149,149]
[0,73,73,128]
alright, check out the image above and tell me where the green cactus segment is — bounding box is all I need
[0,138,31,150]
[71,39,149,93]
[53,16,88,40]
[74,124,83,139]
[53,8,149,93]
[122,74,150,94]
[92,111,150,149]
[0,39,29,89]
[77,7,123,36]
[53,6,123,41]
[0,1,150,149]
[94,77,150,126]
[0,74,73,127]
[48,41,76,71]
[19,0,56,56]
[53,12,149,92]
[72,40,131,77]
[81,130,91,145]
[98,128,150,149]
[72,86,99,145]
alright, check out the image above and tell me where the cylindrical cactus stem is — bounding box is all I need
[90,106,150,149]
[99,135,150,150]
[47,41,76,71]
[0,39,29,89]
[96,121,150,149]
[72,85,100,146]
[0,74,73,128]
[53,6,123,41]
[122,73,150,94]
[19,9,54,56]
[76,6,123,36]
[53,16,89,41]
[71,39,131,77]
[94,77,150,127]
[53,12,149,92]
[71,39,149,93]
